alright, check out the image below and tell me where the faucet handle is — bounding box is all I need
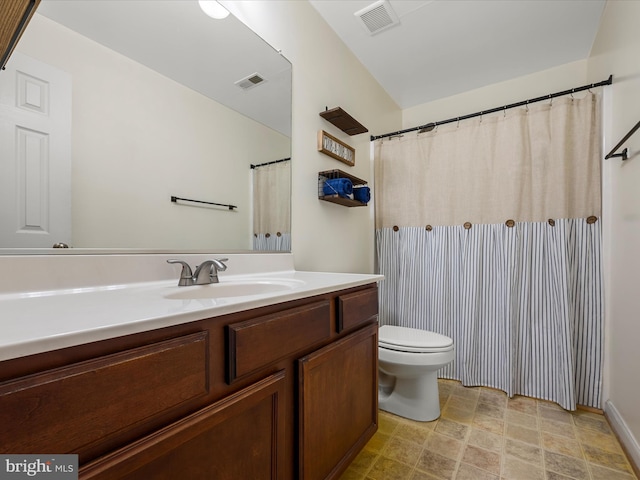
[167,259,194,286]
[212,258,228,272]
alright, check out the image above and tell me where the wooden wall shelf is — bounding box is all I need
[319,107,368,136]
[318,169,369,207]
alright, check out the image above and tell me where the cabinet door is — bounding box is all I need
[298,323,378,480]
[80,371,287,480]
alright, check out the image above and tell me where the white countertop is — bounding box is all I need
[0,268,382,362]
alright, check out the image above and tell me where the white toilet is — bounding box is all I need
[378,325,455,422]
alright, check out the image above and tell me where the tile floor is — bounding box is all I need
[341,379,638,480]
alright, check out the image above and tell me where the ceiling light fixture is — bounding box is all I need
[198,0,230,19]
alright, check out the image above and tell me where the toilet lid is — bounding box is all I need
[379,325,454,353]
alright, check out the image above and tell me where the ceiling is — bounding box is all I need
[308,0,606,109]
[35,0,292,137]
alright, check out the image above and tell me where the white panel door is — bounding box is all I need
[0,52,72,248]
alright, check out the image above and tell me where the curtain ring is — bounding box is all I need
[525,101,529,113]
[571,88,575,101]
[479,112,483,123]
[456,117,460,128]
[549,94,553,107]
[503,106,506,118]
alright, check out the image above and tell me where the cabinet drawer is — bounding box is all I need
[337,287,378,333]
[0,331,209,456]
[227,300,331,383]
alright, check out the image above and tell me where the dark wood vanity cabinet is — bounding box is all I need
[0,284,379,480]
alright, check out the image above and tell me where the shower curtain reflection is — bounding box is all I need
[252,160,291,251]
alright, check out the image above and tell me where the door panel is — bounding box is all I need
[0,52,71,247]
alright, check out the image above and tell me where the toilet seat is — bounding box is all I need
[379,325,453,353]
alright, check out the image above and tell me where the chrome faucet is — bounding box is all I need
[167,258,228,286]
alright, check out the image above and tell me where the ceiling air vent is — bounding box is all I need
[234,72,266,90]
[354,0,400,36]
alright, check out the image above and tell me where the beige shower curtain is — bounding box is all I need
[374,93,604,409]
[252,161,291,251]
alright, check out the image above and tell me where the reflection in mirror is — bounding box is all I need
[0,0,291,253]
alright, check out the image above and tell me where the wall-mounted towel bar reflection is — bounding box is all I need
[605,120,640,161]
[171,196,237,211]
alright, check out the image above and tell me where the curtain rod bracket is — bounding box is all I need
[607,148,628,161]
[605,119,639,161]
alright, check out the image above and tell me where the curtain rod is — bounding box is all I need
[250,157,291,169]
[370,75,613,141]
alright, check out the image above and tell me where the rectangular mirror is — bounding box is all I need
[0,0,292,253]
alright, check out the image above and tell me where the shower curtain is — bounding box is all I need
[252,160,291,251]
[374,93,603,410]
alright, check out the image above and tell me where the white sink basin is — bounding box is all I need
[163,279,302,300]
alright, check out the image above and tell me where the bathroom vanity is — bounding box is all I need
[0,254,381,480]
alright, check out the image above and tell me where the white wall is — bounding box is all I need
[402,59,590,129]
[587,0,640,464]
[223,1,402,274]
[15,14,290,250]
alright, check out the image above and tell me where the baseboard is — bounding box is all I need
[605,400,640,477]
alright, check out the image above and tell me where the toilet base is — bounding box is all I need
[378,370,441,422]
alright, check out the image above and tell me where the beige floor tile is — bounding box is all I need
[476,400,506,419]
[467,427,503,453]
[541,431,584,459]
[367,456,414,480]
[573,411,613,434]
[367,431,392,453]
[472,413,505,435]
[460,444,501,475]
[446,395,477,412]
[538,405,574,425]
[378,412,402,435]
[441,405,474,424]
[409,470,441,480]
[545,471,580,480]
[452,385,481,401]
[456,463,500,480]
[540,417,578,439]
[415,450,457,479]
[507,409,538,429]
[349,448,380,474]
[575,424,623,453]
[505,423,540,446]
[434,418,469,441]
[507,395,539,416]
[582,444,635,474]
[346,381,638,480]
[505,438,543,466]
[502,456,545,480]
[394,421,432,445]
[590,463,638,480]
[339,467,366,480]
[382,436,423,467]
[478,389,507,406]
[424,431,463,461]
[544,451,590,479]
